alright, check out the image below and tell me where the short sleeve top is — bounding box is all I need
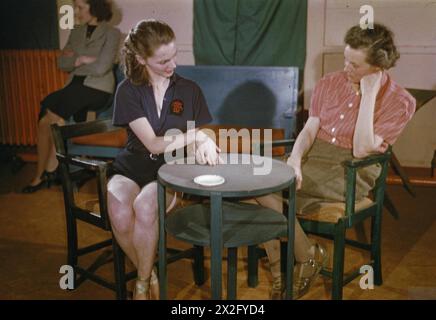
[113,73,212,153]
[309,71,416,149]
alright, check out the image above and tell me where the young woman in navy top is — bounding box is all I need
[108,20,220,300]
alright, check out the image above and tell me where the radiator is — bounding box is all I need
[0,50,67,146]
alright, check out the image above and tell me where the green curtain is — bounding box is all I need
[193,0,307,69]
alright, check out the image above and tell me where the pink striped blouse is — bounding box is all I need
[309,71,416,150]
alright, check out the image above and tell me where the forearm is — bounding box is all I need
[74,30,120,77]
[74,58,112,76]
[353,93,381,157]
[58,55,77,72]
[289,127,317,166]
[146,129,199,155]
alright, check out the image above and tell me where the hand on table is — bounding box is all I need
[195,136,223,166]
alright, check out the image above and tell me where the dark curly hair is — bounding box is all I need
[344,23,400,69]
[122,20,175,85]
[86,0,113,22]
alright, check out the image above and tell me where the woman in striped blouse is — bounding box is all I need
[257,23,416,299]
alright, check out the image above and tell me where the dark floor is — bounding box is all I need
[1,160,436,300]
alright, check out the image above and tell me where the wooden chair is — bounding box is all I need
[296,149,392,299]
[51,119,205,299]
[249,139,392,300]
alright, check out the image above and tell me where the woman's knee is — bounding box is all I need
[107,194,134,232]
[133,187,158,226]
[107,178,139,233]
[38,114,51,130]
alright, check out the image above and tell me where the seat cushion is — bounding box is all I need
[297,197,374,223]
[72,128,127,148]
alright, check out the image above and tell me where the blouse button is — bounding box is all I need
[348,103,353,108]
[340,114,344,120]
[332,137,336,143]
[331,127,336,133]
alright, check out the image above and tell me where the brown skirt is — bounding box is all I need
[296,139,381,215]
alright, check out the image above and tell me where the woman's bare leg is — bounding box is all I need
[30,110,63,185]
[107,175,141,267]
[131,181,160,285]
[109,177,180,299]
[255,194,313,263]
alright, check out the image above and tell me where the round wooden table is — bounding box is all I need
[157,153,296,299]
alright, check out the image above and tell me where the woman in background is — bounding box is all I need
[22,0,120,193]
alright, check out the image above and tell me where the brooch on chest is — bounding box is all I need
[170,99,184,115]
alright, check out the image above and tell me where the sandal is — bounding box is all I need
[293,243,328,299]
[149,268,159,300]
[270,274,285,300]
[133,268,159,300]
[133,277,150,300]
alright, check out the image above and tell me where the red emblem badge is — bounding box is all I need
[170,99,184,115]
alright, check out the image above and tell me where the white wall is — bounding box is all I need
[57,0,195,64]
[113,0,195,64]
[305,0,436,167]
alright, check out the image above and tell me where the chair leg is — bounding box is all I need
[112,238,127,300]
[354,223,368,244]
[193,245,206,286]
[66,214,78,289]
[227,247,238,300]
[332,221,346,300]
[247,245,259,288]
[371,213,383,285]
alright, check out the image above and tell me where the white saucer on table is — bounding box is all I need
[193,175,225,187]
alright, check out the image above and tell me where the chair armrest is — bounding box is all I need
[340,147,392,221]
[341,149,391,169]
[56,153,111,171]
[260,138,295,148]
[252,138,295,155]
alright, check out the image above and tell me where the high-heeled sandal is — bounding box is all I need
[293,243,328,299]
[133,268,159,300]
[149,268,159,300]
[270,274,285,300]
[269,257,284,300]
[133,277,150,300]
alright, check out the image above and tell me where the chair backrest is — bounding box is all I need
[56,119,125,158]
[176,65,299,141]
[51,119,122,229]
